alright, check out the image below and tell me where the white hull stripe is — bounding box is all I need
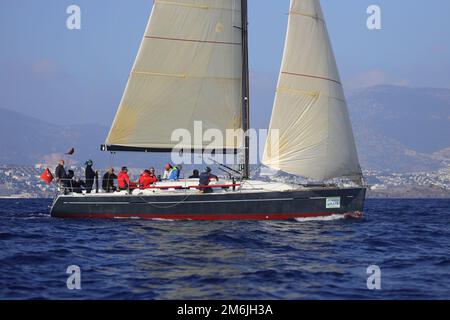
[63,198,295,205]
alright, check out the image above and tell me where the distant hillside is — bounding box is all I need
[0,107,108,166]
[1,85,449,173]
[348,85,450,172]
[0,107,167,169]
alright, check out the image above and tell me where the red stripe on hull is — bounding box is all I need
[52,212,363,220]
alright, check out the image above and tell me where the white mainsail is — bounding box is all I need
[263,0,362,181]
[106,0,243,151]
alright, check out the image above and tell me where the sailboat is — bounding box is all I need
[50,0,366,220]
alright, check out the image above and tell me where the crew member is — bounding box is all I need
[198,167,219,194]
[102,168,117,192]
[168,165,179,181]
[118,167,131,191]
[67,170,85,194]
[54,160,67,184]
[149,167,157,185]
[84,159,96,194]
[138,169,156,189]
[54,160,68,193]
[162,163,172,180]
[189,169,200,179]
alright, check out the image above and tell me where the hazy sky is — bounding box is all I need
[1,0,449,128]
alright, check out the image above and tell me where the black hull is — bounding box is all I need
[50,187,366,220]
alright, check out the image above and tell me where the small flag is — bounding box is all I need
[40,168,54,184]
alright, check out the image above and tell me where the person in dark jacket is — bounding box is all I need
[102,168,117,192]
[55,159,68,193]
[189,169,200,179]
[66,170,85,194]
[84,159,96,194]
[55,160,67,184]
[198,167,219,194]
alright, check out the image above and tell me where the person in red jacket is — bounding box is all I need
[149,167,158,184]
[138,170,151,189]
[139,168,157,189]
[118,167,131,191]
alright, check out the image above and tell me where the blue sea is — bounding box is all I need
[0,198,449,300]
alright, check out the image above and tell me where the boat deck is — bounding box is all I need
[58,179,359,198]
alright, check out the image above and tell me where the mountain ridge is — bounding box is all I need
[347,85,449,172]
[1,85,449,172]
[0,107,108,166]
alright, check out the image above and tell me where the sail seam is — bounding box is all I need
[154,0,240,12]
[154,0,209,10]
[145,35,241,46]
[282,71,341,85]
[132,71,241,81]
[289,11,324,23]
[132,71,188,79]
[276,87,319,98]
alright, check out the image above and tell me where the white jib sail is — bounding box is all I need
[263,0,362,181]
[106,0,243,151]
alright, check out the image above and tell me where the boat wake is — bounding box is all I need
[295,214,346,222]
[18,213,51,220]
[113,216,142,220]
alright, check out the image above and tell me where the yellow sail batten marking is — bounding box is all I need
[154,0,240,12]
[289,11,324,23]
[276,87,319,98]
[133,70,240,81]
[132,71,188,79]
[155,0,209,10]
[202,76,241,81]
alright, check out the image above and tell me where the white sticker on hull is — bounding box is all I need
[326,197,341,209]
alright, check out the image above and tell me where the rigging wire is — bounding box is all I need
[135,178,193,209]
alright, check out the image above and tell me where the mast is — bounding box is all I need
[241,0,250,179]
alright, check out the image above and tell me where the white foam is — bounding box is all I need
[295,214,345,222]
[113,216,142,220]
